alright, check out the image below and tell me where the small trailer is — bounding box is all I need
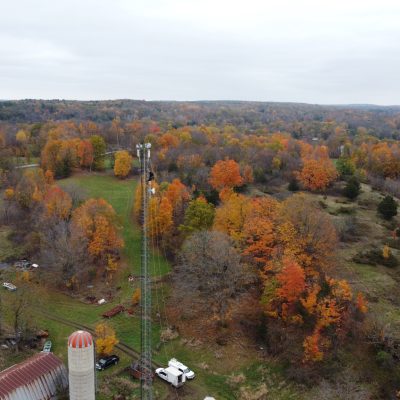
[102,305,125,318]
[155,366,186,388]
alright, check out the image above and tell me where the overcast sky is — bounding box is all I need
[1,0,400,104]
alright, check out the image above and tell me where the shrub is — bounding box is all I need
[376,351,393,369]
[378,195,398,220]
[352,248,398,268]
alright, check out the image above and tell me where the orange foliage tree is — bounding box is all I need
[214,191,366,364]
[147,196,173,240]
[209,159,243,199]
[76,139,94,168]
[297,158,338,191]
[71,198,123,264]
[43,186,72,220]
[242,196,278,268]
[165,178,190,222]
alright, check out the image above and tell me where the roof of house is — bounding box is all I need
[68,330,93,348]
[0,352,65,399]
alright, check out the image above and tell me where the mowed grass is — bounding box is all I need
[59,172,170,278]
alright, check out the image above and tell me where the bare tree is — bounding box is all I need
[172,231,255,324]
[40,220,88,288]
[4,285,33,352]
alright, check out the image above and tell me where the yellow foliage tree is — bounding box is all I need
[4,187,15,200]
[95,323,119,355]
[382,244,391,259]
[114,150,133,179]
[131,288,141,306]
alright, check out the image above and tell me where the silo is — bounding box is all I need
[68,330,96,400]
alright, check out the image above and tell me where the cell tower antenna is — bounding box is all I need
[136,143,153,399]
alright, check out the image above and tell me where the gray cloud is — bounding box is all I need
[1,0,400,104]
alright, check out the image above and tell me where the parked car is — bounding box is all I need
[31,263,39,268]
[42,340,52,352]
[96,355,119,371]
[155,366,186,388]
[168,358,195,380]
[2,282,17,291]
[14,259,31,269]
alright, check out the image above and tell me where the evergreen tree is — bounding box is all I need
[288,179,299,192]
[378,195,398,220]
[343,177,360,200]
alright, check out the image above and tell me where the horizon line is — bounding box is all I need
[1,98,400,108]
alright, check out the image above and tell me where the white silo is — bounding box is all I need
[68,330,96,400]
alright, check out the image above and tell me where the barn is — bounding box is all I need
[0,352,68,400]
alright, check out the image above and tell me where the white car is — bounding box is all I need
[168,358,195,380]
[155,366,186,388]
[3,282,17,291]
[31,263,39,268]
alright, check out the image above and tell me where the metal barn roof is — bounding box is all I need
[0,352,68,400]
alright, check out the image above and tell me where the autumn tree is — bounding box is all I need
[180,196,215,234]
[298,158,338,191]
[71,198,124,264]
[209,159,243,200]
[3,187,15,223]
[164,178,190,223]
[41,139,62,174]
[213,193,252,243]
[147,196,173,240]
[15,169,46,209]
[41,139,77,178]
[242,196,278,268]
[16,130,29,158]
[95,323,119,355]
[44,170,54,185]
[43,186,72,220]
[276,259,306,304]
[277,193,337,272]
[90,135,106,170]
[76,139,94,169]
[131,288,141,306]
[114,150,133,178]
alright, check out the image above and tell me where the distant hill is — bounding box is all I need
[1,99,400,139]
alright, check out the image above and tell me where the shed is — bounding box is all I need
[0,352,68,400]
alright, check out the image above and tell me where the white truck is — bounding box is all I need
[168,358,195,380]
[155,366,186,388]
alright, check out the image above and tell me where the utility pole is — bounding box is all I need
[136,143,153,400]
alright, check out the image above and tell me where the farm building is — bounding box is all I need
[0,352,68,400]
